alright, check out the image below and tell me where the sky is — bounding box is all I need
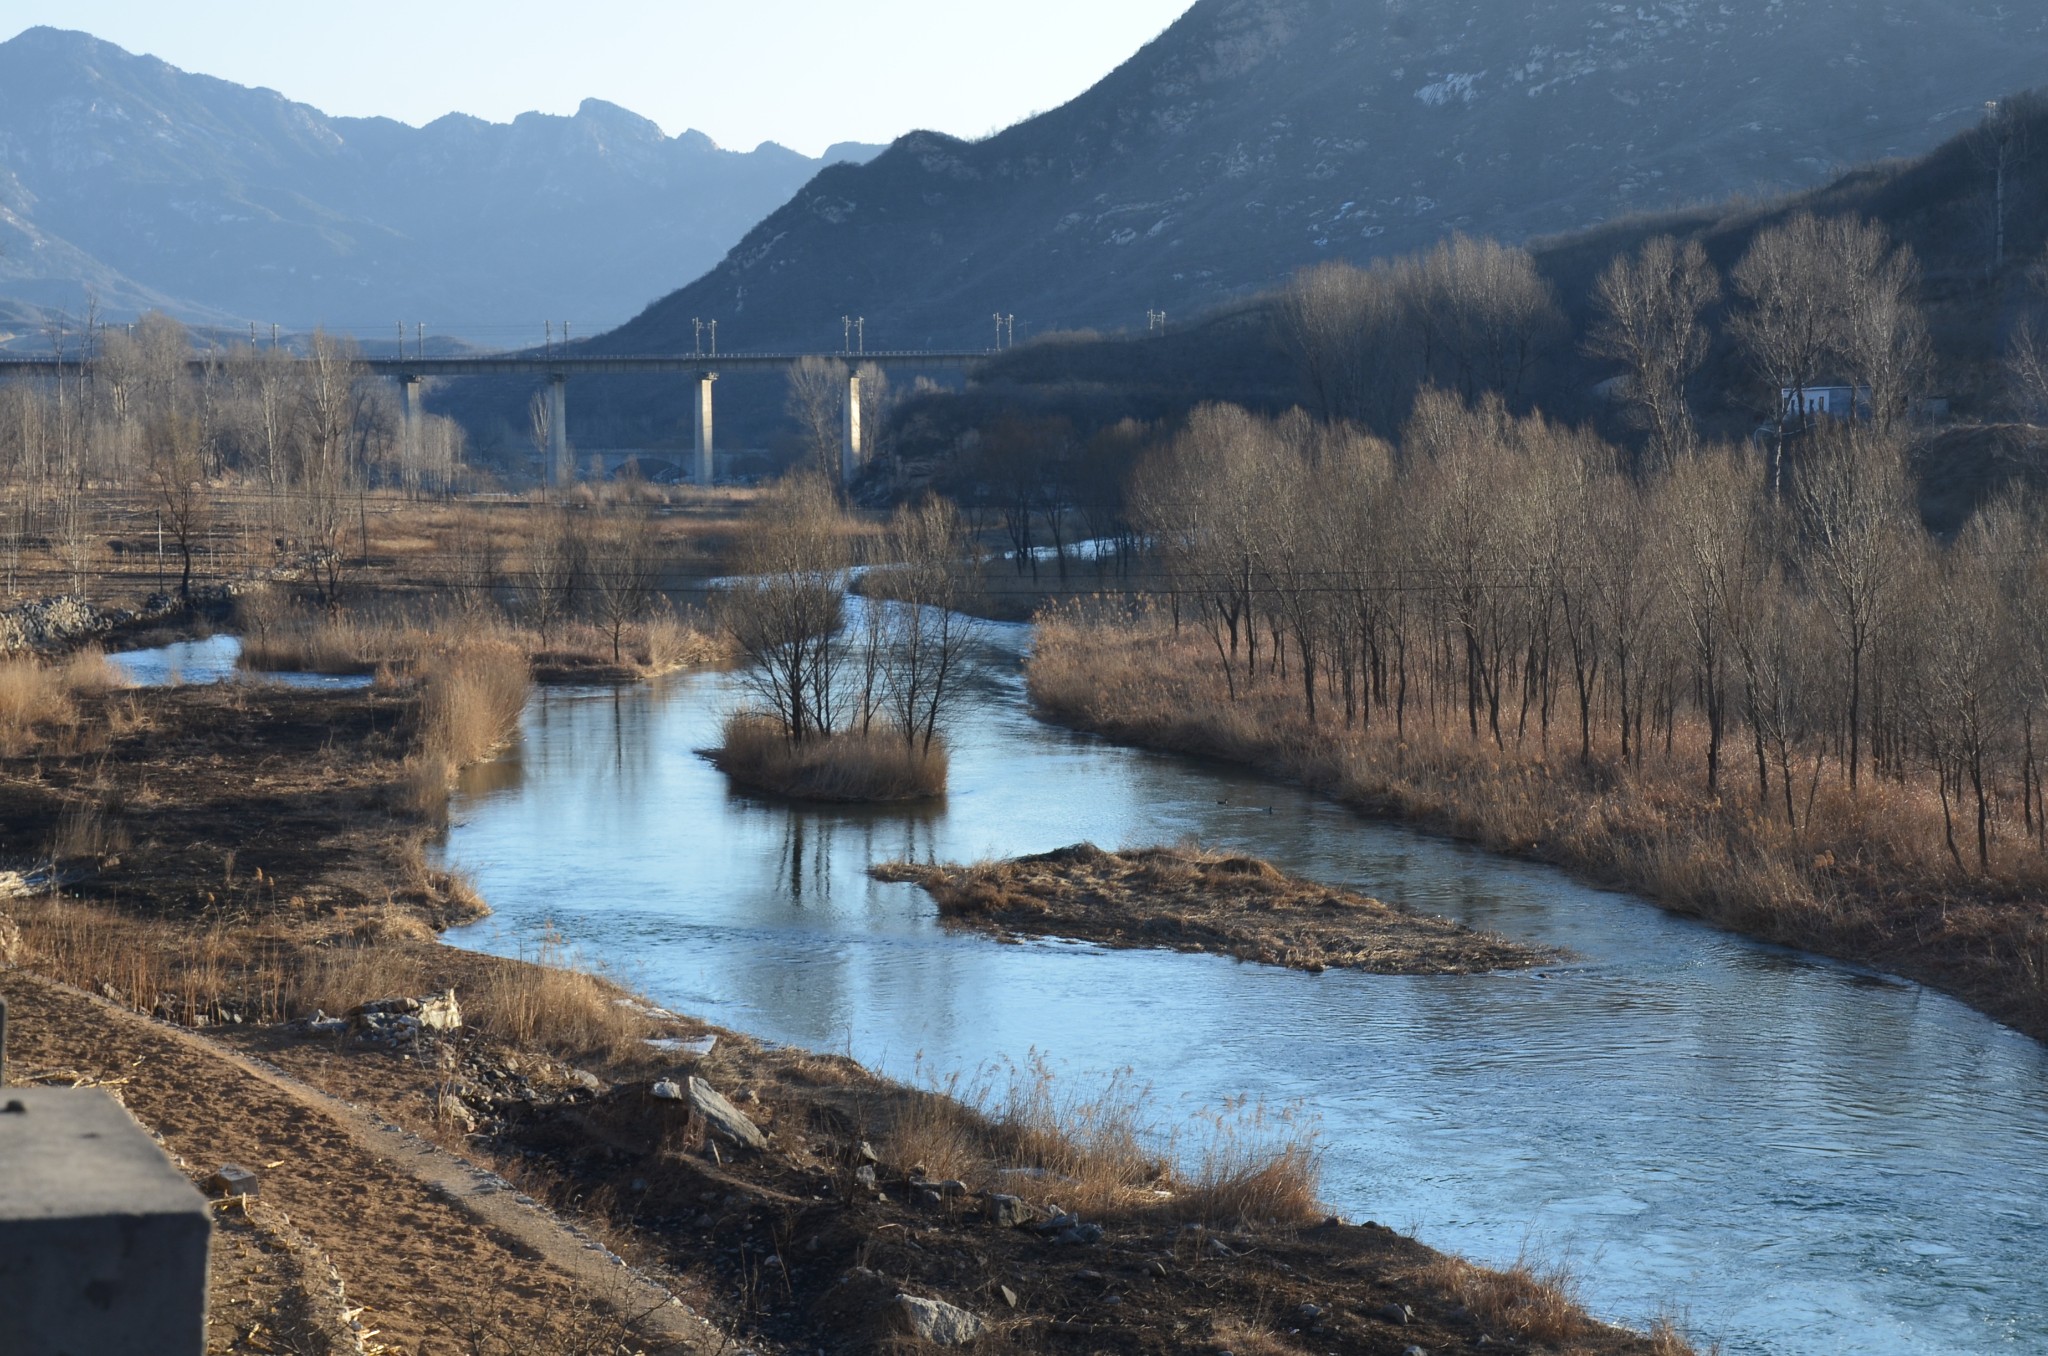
[0,1,1196,156]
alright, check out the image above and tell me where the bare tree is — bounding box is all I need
[521,509,585,642]
[144,411,210,602]
[873,495,982,755]
[1412,235,1565,407]
[295,332,373,608]
[1794,425,1914,791]
[444,513,505,619]
[585,510,665,663]
[528,390,560,491]
[1587,236,1720,465]
[1832,223,1930,434]
[2005,316,2048,420]
[786,356,848,480]
[725,474,850,740]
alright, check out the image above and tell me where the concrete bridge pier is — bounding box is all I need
[400,376,423,473]
[547,374,569,487]
[841,371,863,488]
[693,373,717,486]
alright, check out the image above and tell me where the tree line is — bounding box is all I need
[0,314,464,602]
[1279,212,1936,471]
[1131,395,2047,875]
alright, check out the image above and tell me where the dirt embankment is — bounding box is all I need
[876,843,1556,975]
[0,680,1699,1356]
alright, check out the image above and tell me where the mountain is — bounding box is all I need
[0,27,883,341]
[596,0,2048,355]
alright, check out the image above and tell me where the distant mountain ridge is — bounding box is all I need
[0,26,882,341]
[595,0,2048,355]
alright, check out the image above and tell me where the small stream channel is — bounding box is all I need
[114,628,2048,1352]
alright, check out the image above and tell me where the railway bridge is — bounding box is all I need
[0,350,988,488]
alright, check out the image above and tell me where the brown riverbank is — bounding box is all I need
[0,673,1702,1355]
[876,843,1555,975]
[1029,614,2048,1046]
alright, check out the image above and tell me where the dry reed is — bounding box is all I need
[236,613,404,674]
[885,1056,1323,1227]
[0,649,115,755]
[708,713,948,802]
[1407,1252,1597,1346]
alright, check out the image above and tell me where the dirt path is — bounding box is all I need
[0,970,729,1356]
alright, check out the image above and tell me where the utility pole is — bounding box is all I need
[1148,310,1168,335]
[709,320,718,357]
[843,316,852,354]
[546,320,553,361]
[693,318,704,357]
[417,322,424,360]
[856,317,865,355]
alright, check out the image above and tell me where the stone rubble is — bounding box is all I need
[684,1076,769,1151]
[0,588,238,655]
[895,1293,985,1346]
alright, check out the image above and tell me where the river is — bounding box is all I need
[151,617,2032,1355]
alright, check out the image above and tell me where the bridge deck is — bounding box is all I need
[0,351,988,378]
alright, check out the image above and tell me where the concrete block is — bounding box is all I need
[205,1164,260,1198]
[0,1087,212,1356]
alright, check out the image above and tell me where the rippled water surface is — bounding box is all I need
[440,620,2048,1354]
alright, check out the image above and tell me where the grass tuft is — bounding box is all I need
[707,713,948,803]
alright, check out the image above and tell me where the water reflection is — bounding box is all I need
[442,651,2048,1355]
[110,634,374,691]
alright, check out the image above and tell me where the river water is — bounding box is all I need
[412,620,2048,1353]
[107,634,373,691]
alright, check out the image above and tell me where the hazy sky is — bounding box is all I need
[4,1,1195,156]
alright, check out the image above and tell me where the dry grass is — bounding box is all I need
[10,898,295,1026]
[1205,1315,1305,1356]
[0,649,115,755]
[291,929,656,1067]
[1407,1252,1598,1347]
[876,842,1551,974]
[1031,614,2048,1041]
[1180,1098,1325,1228]
[462,929,660,1066]
[707,713,948,803]
[417,635,530,767]
[13,896,662,1072]
[310,627,531,818]
[236,613,406,674]
[47,800,132,863]
[638,615,725,674]
[882,1056,1323,1229]
[238,601,723,688]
